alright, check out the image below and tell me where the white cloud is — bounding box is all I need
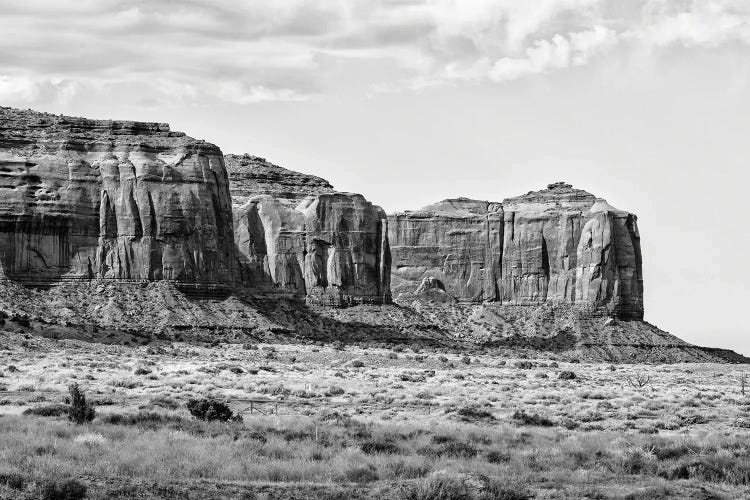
[0,0,749,105]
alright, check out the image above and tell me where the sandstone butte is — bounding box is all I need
[0,106,744,362]
[389,183,643,320]
[226,153,391,306]
[0,106,236,286]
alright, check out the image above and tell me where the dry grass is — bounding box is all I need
[1,331,749,498]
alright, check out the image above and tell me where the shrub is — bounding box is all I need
[485,450,511,463]
[325,386,345,397]
[404,475,470,500]
[512,410,553,427]
[440,441,478,459]
[186,398,237,422]
[0,473,26,490]
[684,456,750,485]
[39,478,87,500]
[457,406,495,422]
[99,411,185,428]
[23,403,69,417]
[343,464,379,483]
[351,360,364,368]
[482,481,533,500]
[361,440,402,455]
[559,370,577,380]
[68,384,95,425]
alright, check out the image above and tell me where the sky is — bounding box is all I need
[1,0,750,354]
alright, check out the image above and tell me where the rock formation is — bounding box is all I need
[225,154,334,207]
[227,155,391,305]
[389,182,643,320]
[0,107,235,286]
[389,198,503,302]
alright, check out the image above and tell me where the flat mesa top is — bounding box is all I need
[0,106,217,152]
[225,153,336,204]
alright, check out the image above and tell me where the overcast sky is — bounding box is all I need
[2,0,750,354]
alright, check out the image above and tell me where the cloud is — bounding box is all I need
[488,26,617,82]
[0,0,749,106]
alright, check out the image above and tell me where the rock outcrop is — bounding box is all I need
[389,198,503,302]
[389,182,643,320]
[225,154,334,207]
[0,107,235,286]
[228,155,391,305]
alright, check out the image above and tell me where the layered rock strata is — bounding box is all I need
[389,182,643,320]
[225,154,334,207]
[389,198,503,302]
[0,107,235,285]
[228,156,391,306]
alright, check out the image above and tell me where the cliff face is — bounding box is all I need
[228,155,391,305]
[389,182,643,320]
[389,198,503,302]
[0,107,235,285]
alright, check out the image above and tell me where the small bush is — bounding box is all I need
[325,386,345,397]
[186,398,237,422]
[457,406,495,422]
[361,440,402,455]
[485,450,511,463]
[559,370,577,380]
[512,410,553,427]
[0,473,26,490]
[440,441,478,459]
[404,475,470,500]
[23,403,69,417]
[39,478,87,500]
[343,464,379,483]
[482,481,533,500]
[68,384,95,425]
[100,411,185,429]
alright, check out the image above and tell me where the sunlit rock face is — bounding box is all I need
[228,156,391,305]
[388,198,504,302]
[0,106,236,285]
[388,183,643,319]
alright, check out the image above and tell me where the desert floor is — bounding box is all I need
[1,331,750,499]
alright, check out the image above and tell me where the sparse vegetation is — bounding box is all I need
[67,383,95,424]
[186,398,239,422]
[2,333,750,498]
[559,370,576,380]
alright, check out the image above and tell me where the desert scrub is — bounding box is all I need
[559,370,577,380]
[186,398,239,422]
[512,410,553,427]
[456,406,496,422]
[67,383,95,425]
[39,479,87,500]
